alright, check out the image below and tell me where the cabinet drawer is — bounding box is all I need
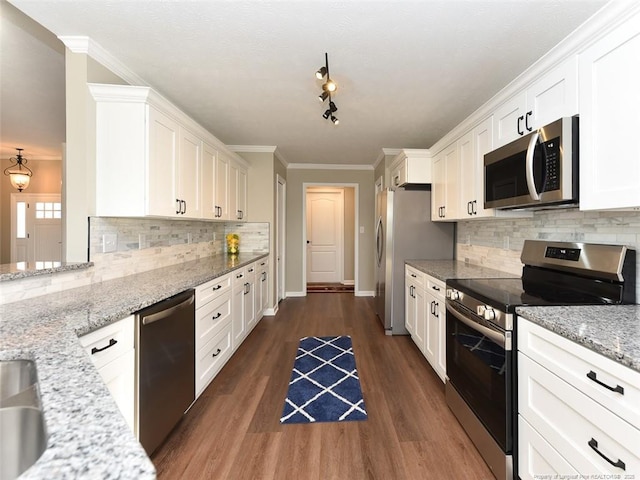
[80,315,134,369]
[519,352,640,475]
[232,267,247,288]
[518,318,640,428]
[196,290,231,347]
[196,324,232,396]
[518,415,578,480]
[405,266,425,288]
[256,258,269,272]
[195,273,231,309]
[426,276,445,300]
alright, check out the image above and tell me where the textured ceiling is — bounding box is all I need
[3,0,607,165]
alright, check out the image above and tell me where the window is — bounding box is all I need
[35,202,62,219]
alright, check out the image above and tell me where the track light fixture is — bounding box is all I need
[316,52,339,125]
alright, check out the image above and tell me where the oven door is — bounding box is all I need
[446,300,513,453]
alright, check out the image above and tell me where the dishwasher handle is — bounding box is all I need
[141,293,195,326]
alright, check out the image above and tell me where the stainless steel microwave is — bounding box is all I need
[484,116,578,210]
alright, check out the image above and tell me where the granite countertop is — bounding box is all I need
[516,305,640,374]
[405,259,520,283]
[0,261,94,282]
[0,252,267,479]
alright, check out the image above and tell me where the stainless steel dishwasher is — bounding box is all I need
[136,289,195,456]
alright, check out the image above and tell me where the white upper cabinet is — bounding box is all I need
[201,142,216,220]
[235,163,248,221]
[178,127,203,219]
[90,84,248,220]
[432,142,459,221]
[579,10,640,211]
[147,107,180,217]
[215,151,230,220]
[493,57,578,149]
[389,149,431,187]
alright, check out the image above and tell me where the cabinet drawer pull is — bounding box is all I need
[236,273,243,279]
[176,199,181,214]
[586,370,624,394]
[91,338,117,354]
[432,285,440,291]
[212,312,222,320]
[517,115,524,135]
[525,111,533,132]
[212,348,222,358]
[212,285,222,291]
[588,438,625,470]
[411,273,417,278]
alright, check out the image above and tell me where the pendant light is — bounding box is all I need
[4,148,33,192]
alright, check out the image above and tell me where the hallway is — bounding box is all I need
[152,293,493,479]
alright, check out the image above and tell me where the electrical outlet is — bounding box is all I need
[138,234,146,250]
[187,233,192,244]
[102,233,117,253]
[359,226,365,234]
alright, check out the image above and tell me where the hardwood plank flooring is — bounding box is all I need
[152,293,494,479]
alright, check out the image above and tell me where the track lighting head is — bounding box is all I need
[323,80,337,93]
[323,109,332,119]
[331,115,339,125]
[329,101,338,113]
[318,91,329,102]
[315,66,327,80]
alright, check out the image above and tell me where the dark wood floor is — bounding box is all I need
[152,294,493,479]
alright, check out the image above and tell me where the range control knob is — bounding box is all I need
[483,307,496,321]
[447,289,460,301]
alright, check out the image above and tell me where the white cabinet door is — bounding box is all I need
[579,11,640,211]
[432,142,459,221]
[178,127,203,219]
[493,91,527,148]
[405,275,416,337]
[458,129,476,218]
[148,106,180,217]
[431,150,445,221]
[423,290,437,366]
[201,142,217,220]
[244,265,256,332]
[413,286,427,353]
[493,57,578,149]
[231,271,246,350]
[99,349,136,432]
[228,161,239,221]
[434,297,446,381]
[236,164,248,221]
[215,151,230,219]
[526,56,578,130]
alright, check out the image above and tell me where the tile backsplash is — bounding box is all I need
[457,207,640,300]
[1,218,269,304]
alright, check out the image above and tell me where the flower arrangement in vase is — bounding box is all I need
[226,233,239,255]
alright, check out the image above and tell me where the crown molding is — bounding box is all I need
[274,149,289,168]
[287,163,373,171]
[382,148,402,156]
[227,145,277,153]
[58,35,147,86]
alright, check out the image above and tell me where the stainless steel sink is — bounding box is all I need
[0,360,48,480]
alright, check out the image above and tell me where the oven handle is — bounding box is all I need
[446,303,509,350]
[525,131,541,201]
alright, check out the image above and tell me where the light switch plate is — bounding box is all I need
[102,233,117,253]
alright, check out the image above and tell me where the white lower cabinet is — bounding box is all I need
[231,263,257,350]
[255,257,270,321]
[195,273,232,397]
[518,318,640,479]
[405,266,446,383]
[80,315,135,433]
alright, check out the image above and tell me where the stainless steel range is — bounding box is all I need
[444,240,636,480]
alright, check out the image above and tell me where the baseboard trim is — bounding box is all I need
[285,291,306,297]
[355,291,375,297]
[264,305,278,316]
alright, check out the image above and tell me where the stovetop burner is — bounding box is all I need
[447,240,636,314]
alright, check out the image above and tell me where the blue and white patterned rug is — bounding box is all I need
[280,336,368,424]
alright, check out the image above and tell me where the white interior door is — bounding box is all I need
[306,188,343,283]
[11,194,62,264]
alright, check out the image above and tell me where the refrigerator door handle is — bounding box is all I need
[375,216,384,267]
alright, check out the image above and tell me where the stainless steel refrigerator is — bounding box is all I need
[375,188,454,335]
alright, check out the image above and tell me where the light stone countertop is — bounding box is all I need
[0,261,93,282]
[405,259,520,283]
[0,252,268,480]
[516,305,640,373]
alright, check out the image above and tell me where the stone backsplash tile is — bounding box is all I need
[457,207,640,300]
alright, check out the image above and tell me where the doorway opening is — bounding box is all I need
[303,184,358,294]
